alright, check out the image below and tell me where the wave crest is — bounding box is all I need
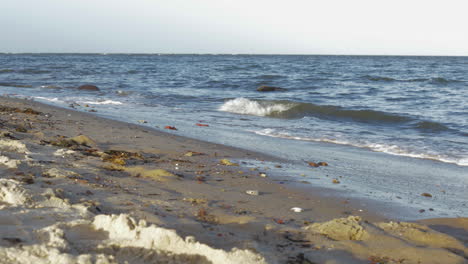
[219,98,293,116]
[219,98,411,124]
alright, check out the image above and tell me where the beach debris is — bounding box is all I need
[274,219,285,224]
[259,173,267,177]
[184,151,204,157]
[196,176,206,183]
[196,208,218,223]
[183,198,207,205]
[305,216,369,241]
[137,120,148,124]
[102,149,143,165]
[77,84,100,91]
[308,161,328,167]
[257,85,287,92]
[246,190,259,196]
[15,126,28,133]
[195,123,209,127]
[102,164,125,171]
[421,192,432,198]
[220,159,239,166]
[332,179,340,184]
[290,207,303,213]
[125,166,179,182]
[164,126,177,130]
[70,135,97,147]
[274,165,282,168]
[0,106,41,115]
[308,162,320,167]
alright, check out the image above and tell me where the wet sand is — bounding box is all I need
[0,96,467,264]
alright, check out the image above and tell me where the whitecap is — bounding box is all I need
[82,100,123,105]
[33,96,62,102]
[219,98,291,116]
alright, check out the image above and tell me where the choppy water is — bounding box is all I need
[1,54,467,166]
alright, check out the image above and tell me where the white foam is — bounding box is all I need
[0,155,21,169]
[0,179,31,207]
[33,96,61,102]
[219,98,291,116]
[53,149,76,157]
[82,100,123,105]
[0,139,29,153]
[92,214,266,264]
[254,128,468,167]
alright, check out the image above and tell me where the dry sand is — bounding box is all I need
[0,96,466,264]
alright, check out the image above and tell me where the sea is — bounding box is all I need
[1,54,467,219]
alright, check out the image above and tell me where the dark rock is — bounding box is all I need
[77,84,100,91]
[257,85,287,92]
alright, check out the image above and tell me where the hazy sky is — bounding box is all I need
[2,0,467,55]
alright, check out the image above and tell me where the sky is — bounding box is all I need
[1,0,468,55]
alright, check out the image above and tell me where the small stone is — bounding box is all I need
[246,190,259,196]
[421,193,432,198]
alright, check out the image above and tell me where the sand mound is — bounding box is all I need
[378,221,467,254]
[304,216,468,264]
[305,216,369,241]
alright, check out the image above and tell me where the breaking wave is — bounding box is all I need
[81,100,123,105]
[254,128,468,166]
[219,98,293,117]
[219,98,412,124]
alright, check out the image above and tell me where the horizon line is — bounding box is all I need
[0,52,467,57]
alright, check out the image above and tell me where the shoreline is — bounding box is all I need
[0,96,467,263]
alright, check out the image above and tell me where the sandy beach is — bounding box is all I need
[0,95,467,264]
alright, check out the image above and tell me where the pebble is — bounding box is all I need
[290,207,303,213]
[246,190,259,196]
